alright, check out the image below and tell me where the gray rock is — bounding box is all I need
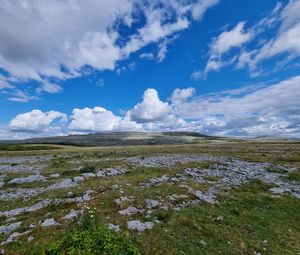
[108,223,121,232]
[114,196,130,205]
[1,230,31,245]
[194,189,217,204]
[269,187,290,195]
[0,199,52,217]
[96,170,106,177]
[49,178,76,189]
[63,209,80,220]
[127,220,153,232]
[74,176,85,184]
[0,221,22,235]
[41,218,60,227]
[146,199,159,209]
[8,175,46,184]
[27,236,34,242]
[82,173,96,178]
[67,191,74,197]
[105,168,126,176]
[49,173,60,178]
[119,207,139,216]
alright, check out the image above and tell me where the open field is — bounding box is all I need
[0,137,299,254]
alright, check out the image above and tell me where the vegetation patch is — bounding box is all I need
[29,212,139,255]
[0,145,62,151]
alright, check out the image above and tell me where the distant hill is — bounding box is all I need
[0,132,214,147]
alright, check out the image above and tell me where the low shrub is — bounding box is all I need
[30,211,139,255]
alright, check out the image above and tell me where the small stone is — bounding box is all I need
[127,220,153,232]
[82,173,96,178]
[27,236,34,242]
[111,184,120,189]
[146,199,159,209]
[119,207,139,216]
[114,196,130,205]
[108,223,121,232]
[49,173,60,178]
[8,175,46,184]
[96,170,106,177]
[194,190,217,204]
[67,191,74,197]
[41,218,60,227]
[63,210,80,220]
[0,221,22,235]
[214,215,224,222]
[73,176,85,184]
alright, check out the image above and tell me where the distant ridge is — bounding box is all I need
[0,132,213,147]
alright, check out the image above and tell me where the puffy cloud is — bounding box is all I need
[172,75,300,136]
[171,87,195,102]
[128,88,171,123]
[69,107,142,132]
[6,75,300,138]
[9,110,67,133]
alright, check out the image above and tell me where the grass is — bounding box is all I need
[136,181,300,255]
[28,212,139,255]
[0,144,63,151]
[0,140,299,254]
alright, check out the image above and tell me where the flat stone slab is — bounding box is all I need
[41,218,60,227]
[127,220,153,232]
[8,175,46,184]
[119,206,139,216]
[0,221,22,235]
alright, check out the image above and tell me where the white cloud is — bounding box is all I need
[6,75,300,138]
[139,52,155,60]
[36,81,62,94]
[9,110,67,133]
[172,75,300,136]
[0,0,218,99]
[211,22,252,56]
[235,1,300,76]
[171,87,195,102]
[201,21,253,76]
[7,90,39,103]
[128,88,171,123]
[69,106,142,132]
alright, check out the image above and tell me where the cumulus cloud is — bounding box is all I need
[0,0,218,100]
[9,110,67,133]
[128,88,171,123]
[69,107,142,132]
[6,75,300,138]
[172,75,300,136]
[171,87,195,102]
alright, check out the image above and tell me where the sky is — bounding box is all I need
[0,0,300,139]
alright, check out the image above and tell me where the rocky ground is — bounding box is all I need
[0,141,299,254]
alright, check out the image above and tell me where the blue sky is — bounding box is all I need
[0,0,300,138]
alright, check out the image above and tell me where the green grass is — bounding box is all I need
[136,181,300,255]
[0,141,299,254]
[28,212,139,255]
[0,144,63,151]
